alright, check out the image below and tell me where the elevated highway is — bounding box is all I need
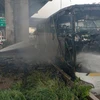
[29,0,52,17]
[0,0,52,43]
[0,0,52,17]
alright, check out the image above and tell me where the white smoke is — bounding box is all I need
[77,53,100,72]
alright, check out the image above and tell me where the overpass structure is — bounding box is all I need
[0,0,52,43]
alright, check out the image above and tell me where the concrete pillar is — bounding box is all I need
[13,0,29,42]
[5,0,14,43]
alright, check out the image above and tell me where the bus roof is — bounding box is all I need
[49,4,100,23]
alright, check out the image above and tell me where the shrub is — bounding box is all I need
[26,89,58,100]
[72,79,92,100]
[0,90,26,100]
[56,87,77,100]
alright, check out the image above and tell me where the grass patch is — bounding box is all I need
[0,70,92,100]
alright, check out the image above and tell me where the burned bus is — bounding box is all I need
[37,4,100,62]
[35,4,100,78]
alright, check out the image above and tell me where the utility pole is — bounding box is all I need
[60,0,62,9]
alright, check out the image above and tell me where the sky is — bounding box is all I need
[33,0,100,18]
